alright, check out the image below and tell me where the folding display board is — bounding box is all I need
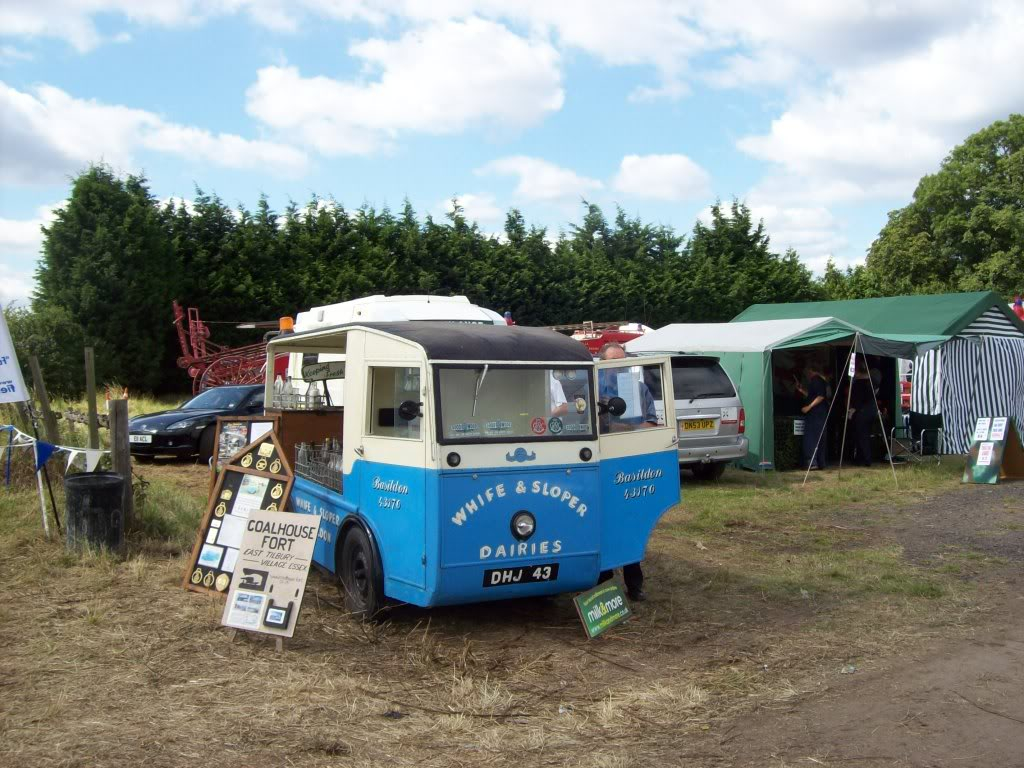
[184,430,294,595]
[962,416,1024,484]
[221,509,320,639]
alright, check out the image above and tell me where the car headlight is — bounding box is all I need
[167,418,201,431]
[510,511,536,541]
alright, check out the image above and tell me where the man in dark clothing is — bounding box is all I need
[849,370,875,466]
[796,365,829,470]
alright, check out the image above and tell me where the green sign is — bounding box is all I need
[573,581,632,639]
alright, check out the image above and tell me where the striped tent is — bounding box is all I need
[734,291,1024,454]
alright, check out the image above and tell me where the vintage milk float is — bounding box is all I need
[263,322,680,615]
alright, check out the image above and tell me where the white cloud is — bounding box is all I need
[0,202,62,256]
[737,1,1024,202]
[246,18,563,155]
[0,81,308,184]
[750,204,850,273]
[0,1,213,52]
[0,263,35,306]
[702,49,799,89]
[0,45,33,63]
[613,154,711,201]
[0,203,62,307]
[477,156,602,202]
[440,193,504,227]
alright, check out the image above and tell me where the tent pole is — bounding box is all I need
[802,342,856,487]
[857,333,898,489]
[761,350,770,475]
[837,336,856,479]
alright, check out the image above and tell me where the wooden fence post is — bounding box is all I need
[28,356,61,445]
[85,347,99,450]
[108,399,133,530]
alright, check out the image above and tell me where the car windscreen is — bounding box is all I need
[182,387,251,410]
[670,358,736,400]
[436,366,594,443]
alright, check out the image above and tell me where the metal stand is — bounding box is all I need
[226,627,285,652]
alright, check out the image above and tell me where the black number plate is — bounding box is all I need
[482,563,560,587]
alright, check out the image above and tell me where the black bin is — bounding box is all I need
[64,472,125,552]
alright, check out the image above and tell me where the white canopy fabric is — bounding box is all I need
[625,317,860,354]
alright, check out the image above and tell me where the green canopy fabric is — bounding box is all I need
[734,290,1024,337]
[724,291,1023,469]
[629,317,939,470]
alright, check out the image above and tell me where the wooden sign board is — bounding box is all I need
[184,430,294,595]
[212,414,280,474]
[573,580,632,639]
[962,416,1024,484]
[221,509,320,639]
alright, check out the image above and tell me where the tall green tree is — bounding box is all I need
[866,114,1024,296]
[34,165,179,391]
[683,200,820,321]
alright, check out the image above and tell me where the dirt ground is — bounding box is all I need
[2,461,1022,768]
[719,482,1024,768]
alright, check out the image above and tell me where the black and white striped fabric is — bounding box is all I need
[912,334,1024,453]
[962,307,1023,337]
[911,348,942,415]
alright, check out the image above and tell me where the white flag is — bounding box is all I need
[66,450,82,471]
[0,312,29,404]
[84,449,104,472]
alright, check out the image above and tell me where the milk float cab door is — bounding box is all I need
[594,355,680,571]
[357,341,430,596]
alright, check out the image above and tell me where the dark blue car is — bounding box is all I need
[128,385,264,461]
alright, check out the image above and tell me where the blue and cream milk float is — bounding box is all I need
[264,322,680,615]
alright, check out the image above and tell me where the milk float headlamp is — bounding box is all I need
[510,511,536,540]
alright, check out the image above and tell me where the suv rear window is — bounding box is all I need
[669,357,735,400]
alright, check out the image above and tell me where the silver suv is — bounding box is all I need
[645,355,748,480]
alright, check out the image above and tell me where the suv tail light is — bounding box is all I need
[738,407,745,434]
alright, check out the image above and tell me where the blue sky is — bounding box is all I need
[2,1,1022,307]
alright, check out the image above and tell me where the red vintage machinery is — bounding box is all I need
[547,320,649,356]
[173,301,289,394]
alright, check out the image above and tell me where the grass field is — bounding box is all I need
[3,448,1003,767]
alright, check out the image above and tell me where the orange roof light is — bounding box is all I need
[279,316,294,331]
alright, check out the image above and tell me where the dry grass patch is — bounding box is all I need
[0,455,1005,768]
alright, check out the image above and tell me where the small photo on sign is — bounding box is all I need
[198,544,224,569]
[218,424,249,465]
[234,475,270,517]
[227,591,265,630]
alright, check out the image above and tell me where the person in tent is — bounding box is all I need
[849,367,875,466]
[795,363,830,471]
